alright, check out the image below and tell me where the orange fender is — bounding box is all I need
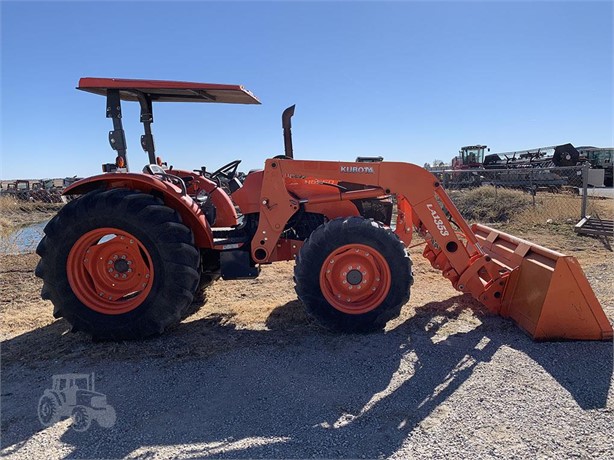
[63,173,214,249]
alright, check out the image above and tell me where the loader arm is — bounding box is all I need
[253,158,612,341]
[252,159,503,308]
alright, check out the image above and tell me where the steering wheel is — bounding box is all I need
[210,160,242,180]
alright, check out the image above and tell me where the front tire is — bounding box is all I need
[294,217,412,332]
[36,189,200,341]
[71,406,92,432]
[96,406,116,428]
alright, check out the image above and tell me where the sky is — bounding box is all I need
[1,1,613,179]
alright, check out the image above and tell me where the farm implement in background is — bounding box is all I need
[426,144,607,190]
[0,177,82,203]
[35,78,612,342]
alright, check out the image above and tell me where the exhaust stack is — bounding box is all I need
[282,105,295,159]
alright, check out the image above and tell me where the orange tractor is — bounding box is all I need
[36,78,612,341]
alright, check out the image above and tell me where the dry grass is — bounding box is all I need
[2,225,612,368]
[0,196,28,213]
[0,250,470,366]
[0,196,62,241]
[449,186,613,226]
[0,198,61,258]
[449,186,532,223]
[515,194,613,226]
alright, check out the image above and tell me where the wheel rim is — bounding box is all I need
[67,228,154,315]
[41,403,50,417]
[319,244,392,315]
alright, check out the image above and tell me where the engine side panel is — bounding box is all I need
[232,170,360,219]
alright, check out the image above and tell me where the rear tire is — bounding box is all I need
[36,189,200,341]
[294,216,412,332]
[38,394,60,426]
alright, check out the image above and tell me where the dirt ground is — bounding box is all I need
[3,224,611,365]
[1,223,613,459]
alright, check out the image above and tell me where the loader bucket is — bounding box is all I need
[472,224,613,341]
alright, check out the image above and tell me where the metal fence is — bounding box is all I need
[430,164,612,225]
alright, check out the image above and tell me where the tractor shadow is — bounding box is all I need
[1,296,612,458]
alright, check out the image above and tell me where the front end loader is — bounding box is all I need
[35,77,612,341]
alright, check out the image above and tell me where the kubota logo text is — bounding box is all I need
[340,166,374,174]
[426,204,450,237]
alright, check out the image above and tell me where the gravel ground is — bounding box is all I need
[2,322,613,459]
[1,226,613,459]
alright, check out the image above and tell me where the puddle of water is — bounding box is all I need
[0,220,49,255]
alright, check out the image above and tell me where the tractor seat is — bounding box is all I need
[143,164,166,175]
